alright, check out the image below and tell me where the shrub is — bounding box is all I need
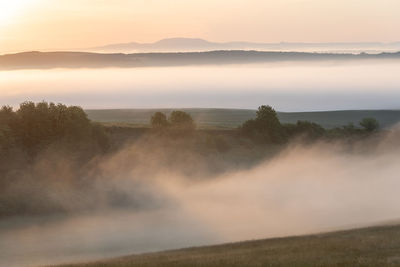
[283,120,325,139]
[169,111,195,131]
[360,117,379,132]
[240,105,285,143]
[151,112,168,129]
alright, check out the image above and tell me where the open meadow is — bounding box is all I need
[63,224,400,267]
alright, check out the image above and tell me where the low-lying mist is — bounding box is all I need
[1,126,400,266]
[1,61,400,111]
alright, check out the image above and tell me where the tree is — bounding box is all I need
[359,117,379,132]
[295,120,325,138]
[241,119,258,137]
[169,111,195,130]
[241,105,285,143]
[283,120,325,139]
[0,106,16,150]
[151,112,168,129]
[256,105,279,123]
[256,105,285,142]
[0,101,109,155]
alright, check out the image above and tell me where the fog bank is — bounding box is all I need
[1,127,400,266]
[1,61,400,111]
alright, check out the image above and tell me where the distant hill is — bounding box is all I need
[90,37,400,53]
[1,50,400,70]
[85,108,400,129]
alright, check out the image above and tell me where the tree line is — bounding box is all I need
[151,110,195,131]
[0,102,380,156]
[149,106,379,144]
[0,101,109,157]
[239,105,379,143]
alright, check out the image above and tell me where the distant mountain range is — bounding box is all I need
[1,50,400,70]
[89,38,400,53]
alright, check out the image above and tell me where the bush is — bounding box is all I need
[360,117,379,132]
[284,120,325,140]
[151,112,168,129]
[169,111,195,131]
[240,105,285,143]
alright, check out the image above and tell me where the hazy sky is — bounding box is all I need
[0,0,399,53]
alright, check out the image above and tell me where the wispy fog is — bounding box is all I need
[1,126,400,266]
[1,61,400,111]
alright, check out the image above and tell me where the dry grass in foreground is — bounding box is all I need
[61,224,400,267]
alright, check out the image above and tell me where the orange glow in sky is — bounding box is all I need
[0,0,399,53]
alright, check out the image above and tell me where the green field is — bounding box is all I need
[85,108,400,129]
[63,223,400,267]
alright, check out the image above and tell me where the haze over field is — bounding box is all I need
[1,0,400,266]
[2,127,400,266]
[1,62,400,111]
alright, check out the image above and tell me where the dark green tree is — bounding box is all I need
[0,101,109,155]
[169,111,195,130]
[151,112,168,129]
[256,105,284,142]
[241,105,285,143]
[284,120,326,139]
[241,119,258,137]
[0,106,16,150]
[359,117,379,132]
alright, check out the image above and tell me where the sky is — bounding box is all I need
[0,0,399,53]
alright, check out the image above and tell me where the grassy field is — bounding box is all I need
[63,223,400,267]
[85,108,400,129]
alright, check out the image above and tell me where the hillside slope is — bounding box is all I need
[64,224,400,266]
